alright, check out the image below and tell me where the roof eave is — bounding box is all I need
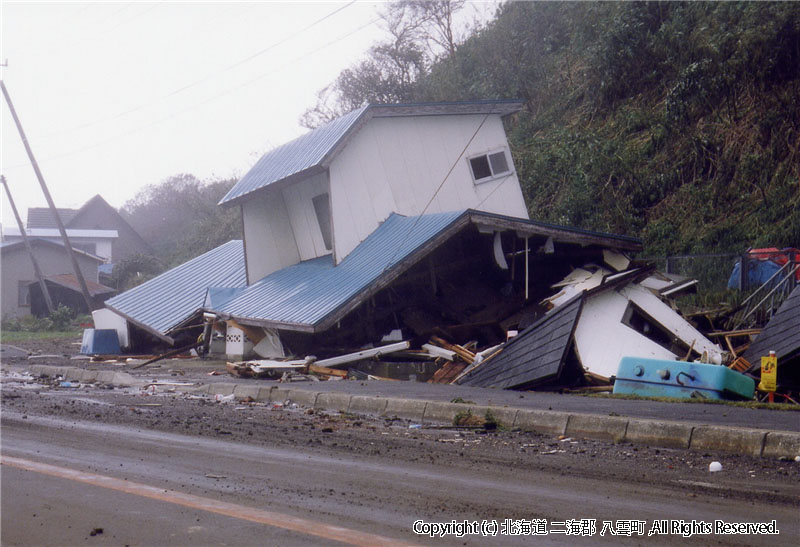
[104,303,175,345]
[219,165,328,207]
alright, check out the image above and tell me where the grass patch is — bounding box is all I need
[0,330,81,344]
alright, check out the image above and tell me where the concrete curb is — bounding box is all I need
[18,367,800,459]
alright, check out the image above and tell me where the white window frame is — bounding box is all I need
[467,148,513,184]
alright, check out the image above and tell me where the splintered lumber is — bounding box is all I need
[429,336,476,363]
[314,341,410,368]
[428,361,467,384]
[228,359,308,378]
[451,344,504,384]
[308,363,348,378]
[421,343,456,361]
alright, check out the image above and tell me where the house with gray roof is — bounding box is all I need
[0,239,109,319]
[22,195,152,262]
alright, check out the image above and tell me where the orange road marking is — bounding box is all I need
[1,455,412,547]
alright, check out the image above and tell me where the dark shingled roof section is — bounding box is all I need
[460,294,584,389]
[743,285,800,363]
[26,207,79,229]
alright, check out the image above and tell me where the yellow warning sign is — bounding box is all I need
[759,355,777,392]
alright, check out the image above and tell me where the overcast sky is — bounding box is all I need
[1,1,496,227]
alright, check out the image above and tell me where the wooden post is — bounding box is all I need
[1,80,95,313]
[1,175,55,313]
[738,253,749,292]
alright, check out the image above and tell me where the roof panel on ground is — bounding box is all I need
[460,294,584,389]
[104,240,246,339]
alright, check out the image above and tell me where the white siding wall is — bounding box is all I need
[242,193,300,283]
[328,114,529,263]
[573,286,722,378]
[279,172,330,261]
[574,290,677,378]
[242,173,332,282]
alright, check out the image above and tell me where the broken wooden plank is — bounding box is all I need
[429,336,476,363]
[314,341,410,368]
[421,343,456,361]
[428,361,466,384]
[308,363,348,378]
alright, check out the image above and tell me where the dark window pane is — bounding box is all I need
[488,151,509,175]
[469,155,492,180]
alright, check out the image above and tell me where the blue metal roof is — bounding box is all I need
[213,211,466,330]
[104,240,246,341]
[220,106,369,205]
[219,100,524,206]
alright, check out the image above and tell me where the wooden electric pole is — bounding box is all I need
[1,80,95,313]
[1,175,55,313]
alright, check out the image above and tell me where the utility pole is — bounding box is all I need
[1,80,95,313]
[1,175,55,313]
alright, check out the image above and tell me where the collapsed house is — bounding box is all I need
[458,266,724,390]
[99,100,728,389]
[99,240,246,351]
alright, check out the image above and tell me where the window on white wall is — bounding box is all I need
[18,280,33,306]
[312,193,333,251]
[468,149,512,183]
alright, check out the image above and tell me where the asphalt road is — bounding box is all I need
[2,409,799,546]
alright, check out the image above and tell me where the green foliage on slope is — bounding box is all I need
[321,1,800,255]
[425,1,800,255]
[120,174,241,276]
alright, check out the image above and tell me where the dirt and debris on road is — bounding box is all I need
[2,357,799,511]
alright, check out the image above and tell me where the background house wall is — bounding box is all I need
[1,241,101,319]
[328,114,529,262]
[67,196,152,261]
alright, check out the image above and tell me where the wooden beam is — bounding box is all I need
[314,341,410,368]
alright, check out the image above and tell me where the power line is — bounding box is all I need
[2,15,380,170]
[382,113,492,273]
[34,1,358,141]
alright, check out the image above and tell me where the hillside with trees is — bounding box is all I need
[115,174,241,288]
[305,1,799,257]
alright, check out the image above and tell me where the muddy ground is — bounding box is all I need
[2,336,799,511]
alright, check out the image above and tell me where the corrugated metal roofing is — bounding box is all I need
[220,106,369,205]
[104,240,246,339]
[214,211,465,329]
[219,100,524,206]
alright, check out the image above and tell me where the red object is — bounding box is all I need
[748,247,800,281]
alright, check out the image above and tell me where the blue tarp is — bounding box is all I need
[727,259,782,290]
